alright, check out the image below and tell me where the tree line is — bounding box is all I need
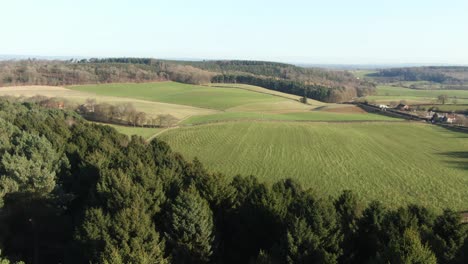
[0,96,179,128]
[0,100,466,263]
[368,67,468,85]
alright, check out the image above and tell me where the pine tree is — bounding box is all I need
[283,191,343,264]
[385,228,437,264]
[78,171,168,264]
[430,210,467,263]
[165,187,215,263]
[334,190,361,263]
[0,131,60,201]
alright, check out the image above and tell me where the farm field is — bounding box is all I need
[181,111,399,125]
[207,83,324,103]
[158,121,468,211]
[0,85,218,119]
[1,82,386,122]
[350,70,378,79]
[68,82,285,110]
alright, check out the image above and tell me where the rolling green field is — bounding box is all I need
[365,85,468,104]
[159,121,468,211]
[181,111,399,125]
[68,82,284,110]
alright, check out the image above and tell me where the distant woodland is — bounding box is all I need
[0,58,375,103]
[368,67,468,89]
[0,101,467,264]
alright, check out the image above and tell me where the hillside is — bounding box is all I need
[1,81,466,212]
[159,121,468,210]
[0,82,389,129]
[0,58,375,102]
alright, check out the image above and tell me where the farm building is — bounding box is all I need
[444,114,457,124]
[430,113,458,124]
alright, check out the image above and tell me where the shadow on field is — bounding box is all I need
[437,125,468,137]
[439,151,468,170]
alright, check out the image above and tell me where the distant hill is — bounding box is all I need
[0,58,375,102]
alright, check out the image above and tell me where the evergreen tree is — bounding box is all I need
[77,171,168,264]
[0,131,61,203]
[385,228,437,264]
[165,187,215,263]
[284,191,342,264]
[430,210,467,263]
[284,217,332,263]
[354,201,386,262]
[334,190,361,263]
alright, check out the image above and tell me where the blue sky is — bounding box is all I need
[1,0,467,64]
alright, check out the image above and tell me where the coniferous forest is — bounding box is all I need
[0,100,466,263]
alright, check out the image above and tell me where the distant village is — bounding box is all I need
[369,102,468,127]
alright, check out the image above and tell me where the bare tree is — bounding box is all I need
[158,114,179,127]
[437,94,448,105]
[135,112,147,127]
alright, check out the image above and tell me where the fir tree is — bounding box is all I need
[165,187,215,263]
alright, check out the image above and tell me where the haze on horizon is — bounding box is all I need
[1,0,467,65]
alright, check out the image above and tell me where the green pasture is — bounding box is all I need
[181,111,399,125]
[68,82,284,110]
[159,121,468,211]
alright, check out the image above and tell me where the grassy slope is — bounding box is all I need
[208,83,325,104]
[182,111,399,125]
[0,85,218,119]
[159,122,468,211]
[68,82,284,110]
[104,123,165,140]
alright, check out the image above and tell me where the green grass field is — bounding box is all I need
[68,82,284,110]
[182,111,399,125]
[159,121,468,211]
[351,70,378,79]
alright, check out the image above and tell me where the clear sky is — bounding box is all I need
[1,0,467,64]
